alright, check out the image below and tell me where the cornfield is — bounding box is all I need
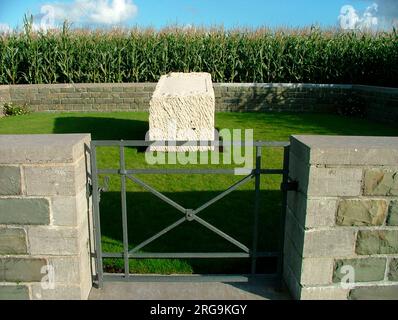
[0,21,397,86]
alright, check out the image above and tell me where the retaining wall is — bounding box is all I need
[285,135,398,300]
[1,83,396,123]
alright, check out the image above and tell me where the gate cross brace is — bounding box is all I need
[125,173,254,254]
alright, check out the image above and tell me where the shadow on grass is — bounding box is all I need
[53,117,149,140]
[99,189,282,275]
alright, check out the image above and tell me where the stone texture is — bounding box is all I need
[51,188,88,226]
[149,72,215,152]
[0,258,47,282]
[388,258,398,281]
[333,258,386,283]
[0,228,27,254]
[387,200,398,226]
[356,230,398,255]
[0,134,90,164]
[0,286,30,300]
[300,286,349,300]
[0,198,50,225]
[31,283,83,300]
[24,157,86,196]
[349,286,398,300]
[285,208,356,258]
[363,169,398,196]
[291,135,398,166]
[287,192,337,228]
[336,199,388,226]
[0,166,21,195]
[27,226,79,255]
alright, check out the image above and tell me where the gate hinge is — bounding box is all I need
[280,180,299,192]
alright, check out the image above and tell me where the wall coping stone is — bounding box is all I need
[0,134,91,164]
[291,135,398,166]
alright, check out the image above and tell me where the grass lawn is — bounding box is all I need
[1,112,397,275]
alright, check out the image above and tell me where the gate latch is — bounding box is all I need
[280,180,299,192]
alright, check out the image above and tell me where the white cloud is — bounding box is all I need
[0,23,11,33]
[338,4,378,30]
[36,0,138,28]
[339,1,398,30]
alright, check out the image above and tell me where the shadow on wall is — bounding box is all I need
[53,117,149,140]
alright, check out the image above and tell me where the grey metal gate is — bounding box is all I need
[90,140,294,288]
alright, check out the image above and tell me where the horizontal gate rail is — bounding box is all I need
[102,252,280,259]
[90,139,291,288]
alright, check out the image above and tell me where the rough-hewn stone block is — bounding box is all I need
[0,228,27,254]
[388,258,398,281]
[349,285,398,300]
[363,169,398,196]
[0,285,30,300]
[0,198,50,225]
[0,166,21,195]
[149,72,215,152]
[356,230,398,255]
[333,258,386,283]
[0,258,47,282]
[387,200,398,226]
[336,199,388,226]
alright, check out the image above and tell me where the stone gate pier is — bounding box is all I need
[285,135,398,300]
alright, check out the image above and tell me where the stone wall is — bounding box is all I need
[285,135,398,300]
[0,83,352,114]
[0,134,93,300]
[355,85,398,124]
[0,83,396,123]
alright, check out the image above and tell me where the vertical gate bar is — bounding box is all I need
[90,143,104,288]
[251,145,262,274]
[277,145,290,289]
[119,142,130,279]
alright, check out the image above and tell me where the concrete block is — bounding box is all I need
[387,200,398,226]
[306,167,363,197]
[51,188,89,226]
[290,135,398,166]
[0,166,21,195]
[388,258,398,281]
[27,226,79,255]
[284,234,333,286]
[0,258,47,282]
[31,283,83,300]
[24,157,87,196]
[336,199,388,226]
[356,230,398,255]
[349,285,398,300]
[285,208,356,257]
[300,286,349,300]
[0,227,27,254]
[0,134,90,164]
[149,73,215,152]
[333,258,386,283]
[0,198,50,225]
[0,285,30,300]
[363,169,398,196]
[287,192,337,228]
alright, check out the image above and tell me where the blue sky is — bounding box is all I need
[0,0,390,31]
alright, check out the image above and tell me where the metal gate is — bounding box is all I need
[90,140,294,288]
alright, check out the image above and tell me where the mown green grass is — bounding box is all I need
[1,112,397,274]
